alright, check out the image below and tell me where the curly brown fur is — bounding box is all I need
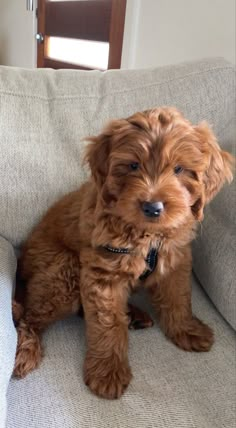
[13,107,234,399]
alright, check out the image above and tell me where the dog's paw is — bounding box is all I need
[84,356,132,399]
[13,325,42,378]
[171,317,214,352]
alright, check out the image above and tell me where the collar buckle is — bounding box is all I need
[102,245,158,280]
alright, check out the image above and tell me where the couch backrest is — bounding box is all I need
[0,58,235,247]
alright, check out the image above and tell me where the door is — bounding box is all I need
[0,0,36,67]
[36,0,127,70]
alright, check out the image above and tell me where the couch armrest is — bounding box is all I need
[192,116,236,331]
[0,237,17,428]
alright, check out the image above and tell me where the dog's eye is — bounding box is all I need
[174,165,184,175]
[129,162,140,171]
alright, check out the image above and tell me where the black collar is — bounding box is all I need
[102,245,158,280]
[103,245,130,254]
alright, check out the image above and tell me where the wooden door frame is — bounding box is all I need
[37,0,46,68]
[108,0,127,69]
[36,0,127,69]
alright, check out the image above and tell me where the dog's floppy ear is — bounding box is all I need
[194,122,234,203]
[84,131,111,187]
[84,119,129,187]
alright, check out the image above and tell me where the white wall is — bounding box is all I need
[0,0,234,69]
[0,0,36,67]
[122,0,236,69]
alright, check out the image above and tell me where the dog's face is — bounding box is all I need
[86,108,233,233]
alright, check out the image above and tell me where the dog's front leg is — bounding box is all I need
[149,257,214,352]
[81,270,132,399]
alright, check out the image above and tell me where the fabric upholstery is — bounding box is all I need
[0,58,234,247]
[192,118,236,330]
[0,238,17,428]
[0,57,235,326]
[0,58,235,428]
[7,276,236,428]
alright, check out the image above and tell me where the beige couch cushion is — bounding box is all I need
[0,238,17,428]
[192,118,236,330]
[0,58,235,247]
[0,57,235,428]
[1,58,235,331]
[7,276,236,428]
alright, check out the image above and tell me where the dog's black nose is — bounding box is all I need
[142,201,164,217]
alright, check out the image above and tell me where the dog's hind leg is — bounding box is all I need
[12,300,24,324]
[13,253,81,378]
[13,316,44,378]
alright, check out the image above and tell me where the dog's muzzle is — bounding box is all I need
[142,201,164,218]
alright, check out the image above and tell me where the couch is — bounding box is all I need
[0,57,235,428]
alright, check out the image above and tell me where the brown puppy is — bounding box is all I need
[13,107,234,399]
